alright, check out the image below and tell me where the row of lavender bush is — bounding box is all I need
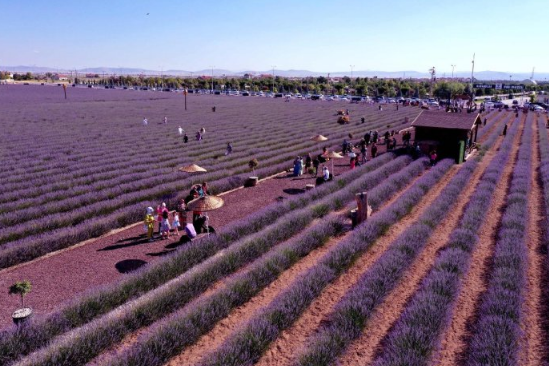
[101,159,436,366]
[1,107,407,196]
[465,114,531,364]
[295,156,479,366]
[4,103,416,199]
[0,131,349,234]
[537,115,549,366]
[103,217,346,366]
[198,159,454,366]
[0,139,380,269]
[0,154,403,365]
[476,109,504,141]
[0,115,403,256]
[371,110,524,365]
[13,157,426,366]
[479,112,516,155]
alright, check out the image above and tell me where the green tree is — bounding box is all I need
[9,280,32,308]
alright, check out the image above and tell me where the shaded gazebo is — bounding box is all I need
[412,111,481,163]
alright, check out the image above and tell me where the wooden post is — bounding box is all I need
[355,192,368,225]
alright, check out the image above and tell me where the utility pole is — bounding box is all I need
[470,53,476,111]
[209,66,214,93]
[451,64,456,79]
[271,65,276,93]
[429,66,436,96]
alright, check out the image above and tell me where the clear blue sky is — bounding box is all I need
[0,0,545,74]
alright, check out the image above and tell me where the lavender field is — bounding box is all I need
[0,84,419,268]
[1,84,548,366]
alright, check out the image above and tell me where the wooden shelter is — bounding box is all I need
[412,111,481,163]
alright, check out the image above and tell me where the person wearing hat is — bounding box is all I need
[144,207,156,242]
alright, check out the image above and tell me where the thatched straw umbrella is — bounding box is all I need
[325,151,343,175]
[310,134,328,142]
[186,195,224,236]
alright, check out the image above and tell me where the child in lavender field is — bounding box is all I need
[144,207,156,242]
[172,212,180,236]
[161,210,171,240]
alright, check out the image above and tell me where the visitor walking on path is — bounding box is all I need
[183,133,188,143]
[144,207,155,242]
[293,156,302,177]
[305,153,312,172]
[164,116,168,124]
[313,156,320,176]
[371,142,378,158]
[178,126,183,135]
[361,143,367,163]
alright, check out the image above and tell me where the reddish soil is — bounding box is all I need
[430,114,525,366]
[517,114,545,365]
[336,129,505,366]
[253,162,461,366]
[0,162,357,329]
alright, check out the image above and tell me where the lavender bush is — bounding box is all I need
[372,114,524,365]
[6,157,424,366]
[296,157,474,366]
[466,114,532,365]
[199,160,454,366]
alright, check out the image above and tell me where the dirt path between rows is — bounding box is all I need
[336,130,505,366]
[0,162,356,329]
[251,163,461,366]
[161,166,425,366]
[429,113,525,366]
[518,114,545,366]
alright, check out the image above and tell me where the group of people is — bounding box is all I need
[143,181,211,241]
[143,202,182,242]
[291,153,331,182]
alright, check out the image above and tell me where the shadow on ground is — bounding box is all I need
[115,259,147,273]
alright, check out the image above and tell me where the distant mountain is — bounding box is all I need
[1,65,547,81]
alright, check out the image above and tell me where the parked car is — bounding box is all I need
[512,99,519,105]
[493,101,504,108]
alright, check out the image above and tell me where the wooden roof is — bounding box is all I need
[412,110,480,130]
